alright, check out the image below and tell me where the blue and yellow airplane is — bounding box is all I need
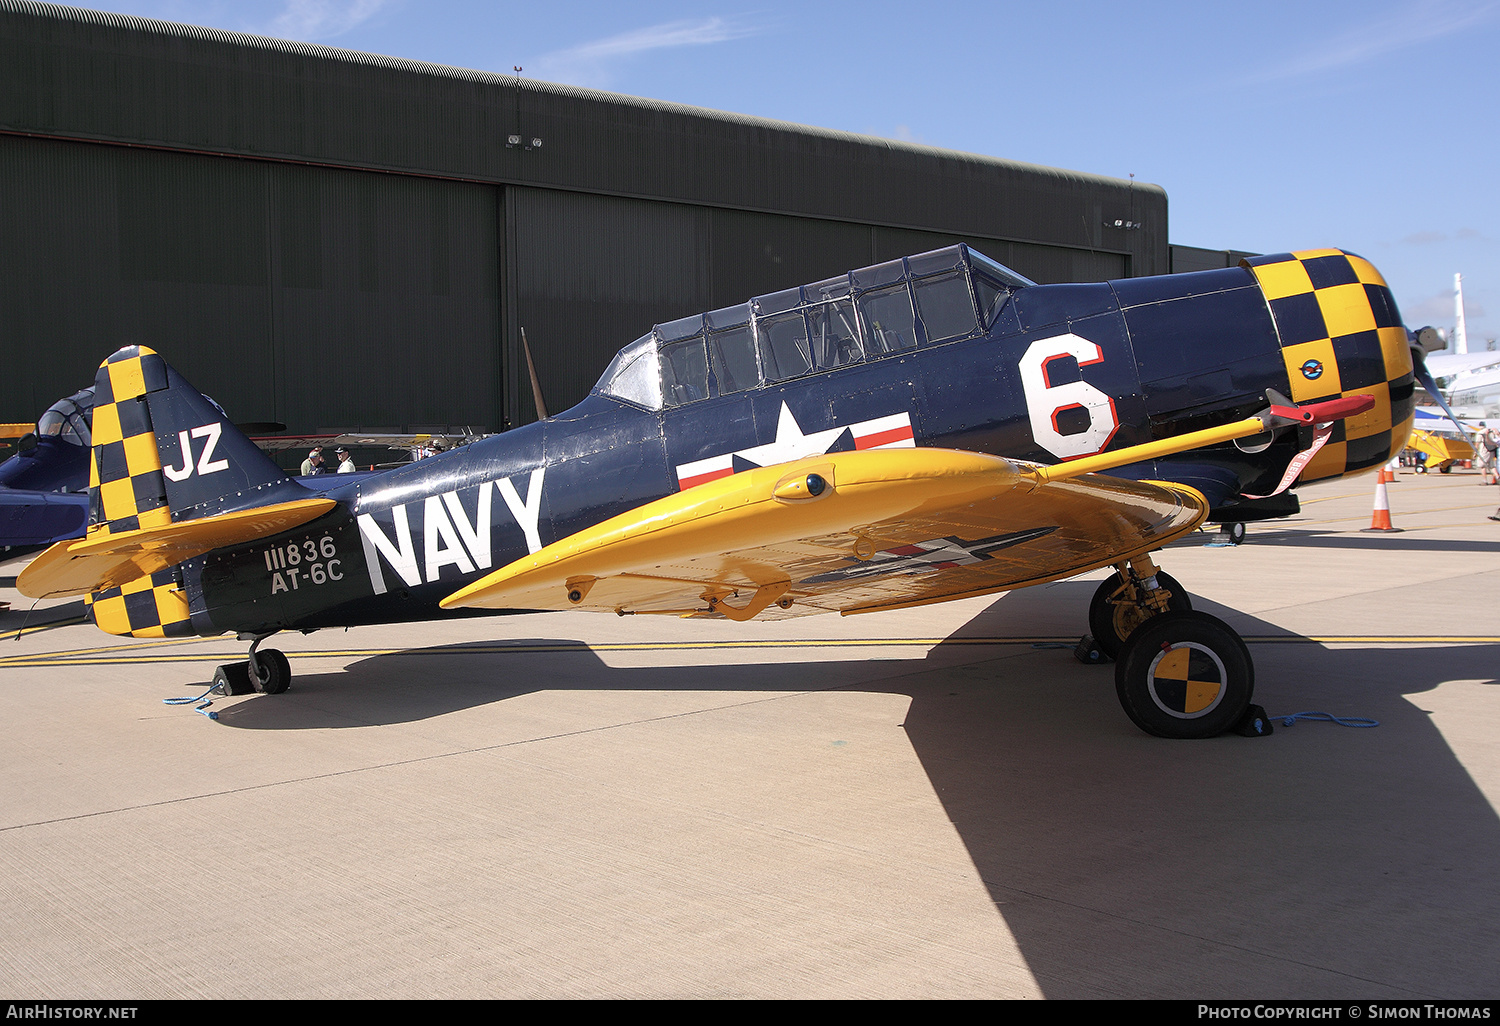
[0,388,93,550]
[18,246,1420,738]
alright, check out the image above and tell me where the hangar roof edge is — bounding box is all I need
[0,0,1164,197]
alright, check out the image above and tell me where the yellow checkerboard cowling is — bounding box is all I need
[86,346,172,538]
[87,569,193,638]
[1243,249,1416,483]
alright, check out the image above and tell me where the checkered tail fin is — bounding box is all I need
[81,345,299,638]
[87,345,293,537]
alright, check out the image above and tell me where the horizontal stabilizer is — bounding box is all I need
[17,497,336,599]
[441,448,1206,620]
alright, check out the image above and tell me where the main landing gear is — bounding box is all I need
[211,634,292,696]
[1087,555,1191,661]
[1086,556,1267,739]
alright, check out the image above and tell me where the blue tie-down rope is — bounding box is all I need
[1275,711,1379,728]
[164,684,221,721]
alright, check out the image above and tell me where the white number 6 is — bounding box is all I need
[1018,333,1119,460]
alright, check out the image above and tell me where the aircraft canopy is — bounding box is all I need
[593,245,1034,411]
[35,387,94,447]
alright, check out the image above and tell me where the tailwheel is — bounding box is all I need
[1088,566,1191,660]
[251,648,292,694]
[1206,521,1247,547]
[1114,610,1254,739]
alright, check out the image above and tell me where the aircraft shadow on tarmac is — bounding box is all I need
[1245,529,1500,554]
[907,588,1500,998]
[207,580,1500,998]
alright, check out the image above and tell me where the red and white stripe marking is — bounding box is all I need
[851,412,915,450]
[675,412,915,490]
[675,453,736,491]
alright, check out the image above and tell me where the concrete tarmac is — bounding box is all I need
[1,470,1497,999]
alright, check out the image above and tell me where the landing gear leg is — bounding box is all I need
[247,635,292,694]
[211,634,292,696]
[1087,554,1192,661]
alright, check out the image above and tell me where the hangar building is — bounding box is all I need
[2,0,1175,438]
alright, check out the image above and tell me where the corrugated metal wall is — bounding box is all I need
[1170,244,1258,274]
[0,134,501,430]
[505,194,1134,425]
[0,1,1166,431]
[510,188,710,426]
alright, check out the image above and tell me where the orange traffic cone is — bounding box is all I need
[1362,475,1402,532]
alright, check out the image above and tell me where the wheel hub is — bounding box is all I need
[1145,642,1227,718]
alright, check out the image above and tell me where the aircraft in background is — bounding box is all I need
[1426,350,1500,381]
[1405,422,1474,473]
[1423,271,1500,392]
[20,245,1429,738]
[0,389,93,551]
[0,388,481,550]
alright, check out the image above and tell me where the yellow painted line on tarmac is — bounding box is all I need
[1,637,1003,667]
[2,634,1497,670]
[1288,501,1500,527]
[1296,491,1366,505]
[1274,636,1500,644]
[1,634,220,660]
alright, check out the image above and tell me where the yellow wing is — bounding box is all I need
[1406,427,1473,464]
[441,448,1207,620]
[17,498,336,599]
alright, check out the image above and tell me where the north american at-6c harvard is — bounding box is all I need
[20,245,1431,738]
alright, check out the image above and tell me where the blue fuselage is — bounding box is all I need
[187,261,1409,636]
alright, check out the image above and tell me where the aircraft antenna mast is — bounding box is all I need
[1454,272,1469,354]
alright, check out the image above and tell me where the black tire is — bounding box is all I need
[1114,611,1254,739]
[1227,521,1247,544]
[1439,464,1452,474]
[1088,570,1192,660]
[252,648,292,694]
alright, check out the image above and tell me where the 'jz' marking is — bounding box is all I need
[163,423,229,481]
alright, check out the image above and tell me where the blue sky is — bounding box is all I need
[79,0,1499,345]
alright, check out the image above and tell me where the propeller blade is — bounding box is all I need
[1409,335,1476,447]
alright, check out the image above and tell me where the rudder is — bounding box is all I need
[88,345,296,537]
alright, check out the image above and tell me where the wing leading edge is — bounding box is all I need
[443,396,1381,621]
[440,448,1209,620]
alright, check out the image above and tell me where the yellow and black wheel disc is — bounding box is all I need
[1114,610,1254,739]
[1145,642,1227,719]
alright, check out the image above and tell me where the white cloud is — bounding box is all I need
[1407,291,1453,323]
[1408,289,1486,323]
[1399,227,1491,245]
[1249,0,1498,82]
[269,0,388,42]
[531,17,759,88]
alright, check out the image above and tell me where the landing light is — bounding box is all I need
[773,471,832,501]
